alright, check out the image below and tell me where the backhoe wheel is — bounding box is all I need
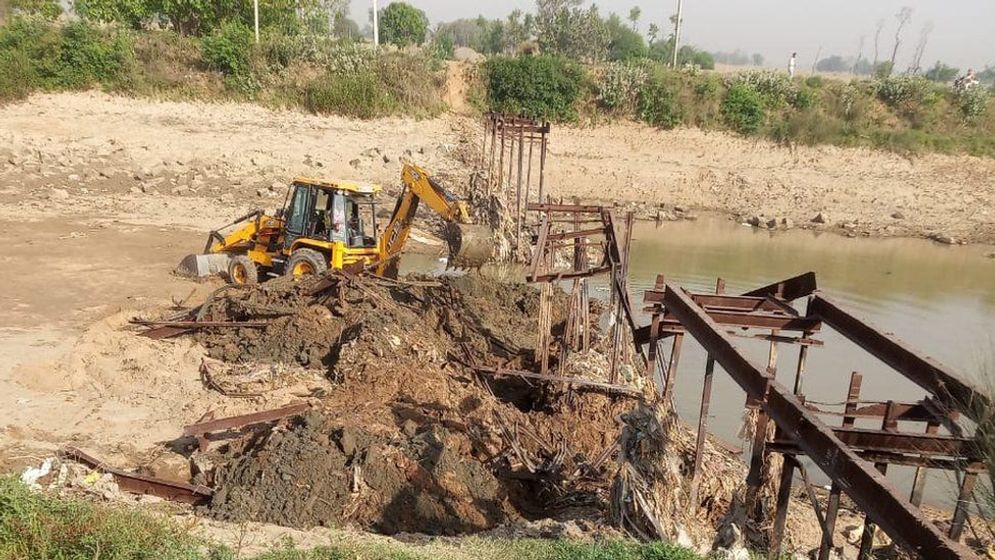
[228,255,259,285]
[286,248,327,279]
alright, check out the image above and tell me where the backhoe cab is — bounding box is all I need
[176,163,494,283]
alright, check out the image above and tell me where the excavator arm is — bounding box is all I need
[376,163,492,275]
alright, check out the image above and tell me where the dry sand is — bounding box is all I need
[0,91,991,553]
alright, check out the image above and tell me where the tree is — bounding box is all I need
[908,21,932,74]
[333,13,360,40]
[815,55,849,73]
[924,61,958,83]
[851,35,865,75]
[606,12,646,61]
[872,18,884,65]
[535,0,609,62]
[628,5,640,31]
[647,23,658,45]
[888,6,913,76]
[751,53,764,67]
[378,1,428,47]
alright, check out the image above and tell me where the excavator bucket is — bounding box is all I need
[445,223,495,268]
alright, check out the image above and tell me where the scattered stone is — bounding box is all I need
[171,185,190,195]
[765,218,778,229]
[48,188,69,201]
[673,205,686,213]
[129,186,142,194]
[781,217,794,229]
[929,233,955,245]
[68,174,81,182]
[382,153,392,164]
[811,212,827,224]
[891,211,905,220]
[349,158,363,169]
[747,215,762,227]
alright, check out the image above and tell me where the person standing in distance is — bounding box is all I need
[788,52,797,78]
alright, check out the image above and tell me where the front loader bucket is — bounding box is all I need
[175,253,231,278]
[445,224,495,268]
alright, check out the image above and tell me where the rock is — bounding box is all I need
[48,188,69,201]
[129,186,142,194]
[402,419,419,437]
[171,185,189,195]
[765,218,778,229]
[270,181,283,192]
[67,174,81,182]
[781,217,794,228]
[673,205,686,213]
[747,215,762,227]
[382,153,392,164]
[811,212,827,224]
[930,233,955,245]
[891,211,905,220]
[349,158,362,169]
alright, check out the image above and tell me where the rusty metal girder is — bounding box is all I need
[773,426,979,457]
[809,295,991,424]
[59,447,212,505]
[743,271,819,301]
[526,202,606,214]
[662,285,976,560]
[183,402,309,451]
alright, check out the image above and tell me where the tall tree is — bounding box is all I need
[628,5,641,31]
[908,21,933,74]
[851,35,865,75]
[647,22,659,45]
[888,6,913,75]
[872,18,884,65]
[378,1,428,47]
[535,0,609,62]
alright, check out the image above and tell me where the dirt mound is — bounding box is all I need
[186,272,629,534]
[210,411,514,534]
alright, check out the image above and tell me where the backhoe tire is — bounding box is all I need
[228,255,259,285]
[286,248,327,279]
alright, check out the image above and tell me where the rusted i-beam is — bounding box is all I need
[661,285,977,560]
[59,447,212,505]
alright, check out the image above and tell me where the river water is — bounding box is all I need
[406,217,995,506]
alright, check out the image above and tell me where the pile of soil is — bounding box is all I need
[190,272,632,534]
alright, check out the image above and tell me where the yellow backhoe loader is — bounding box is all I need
[176,163,494,283]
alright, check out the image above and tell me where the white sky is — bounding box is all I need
[349,0,995,71]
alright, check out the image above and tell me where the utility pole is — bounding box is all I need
[671,0,683,68]
[253,0,259,43]
[372,0,379,48]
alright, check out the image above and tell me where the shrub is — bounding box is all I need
[0,17,134,94]
[201,20,256,92]
[484,55,584,121]
[722,83,764,134]
[729,70,799,107]
[0,50,34,103]
[874,75,937,122]
[596,60,648,112]
[805,75,823,89]
[638,75,682,129]
[305,51,442,119]
[953,87,989,121]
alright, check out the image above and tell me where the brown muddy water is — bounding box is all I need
[405,217,995,507]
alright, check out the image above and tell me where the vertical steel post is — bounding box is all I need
[949,469,979,540]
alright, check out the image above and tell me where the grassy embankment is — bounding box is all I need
[0,17,992,157]
[0,477,702,560]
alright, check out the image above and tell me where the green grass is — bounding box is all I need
[0,477,702,560]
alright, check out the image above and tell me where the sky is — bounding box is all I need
[348,0,995,72]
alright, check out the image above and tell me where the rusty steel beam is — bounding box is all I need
[59,447,212,505]
[543,226,608,241]
[662,285,977,560]
[526,202,605,213]
[183,402,310,439]
[809,295,991,423]
[742,271,818,301]
[661,310,820,332]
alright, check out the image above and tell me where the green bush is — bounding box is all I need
[201,20,256,92]
[729,70,799,107]
[484,55,585,121]
[722,83,764,134]
[0,17,134,96]
[304,51,442,119]
[804,75,823,89]
[596,60,648,112]
[378,1,428,47]
[638,77,682,129]
[954,87,989,121]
